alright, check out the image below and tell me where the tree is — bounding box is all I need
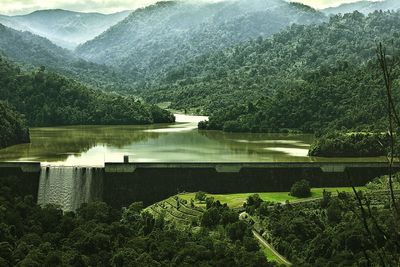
[195,191,206,202]
[201,207,221,227]
[290,180,311,198]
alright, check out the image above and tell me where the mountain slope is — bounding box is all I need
[0,101,30,149]
[76,0,325,87]
[323,0,400,15]
[0,56,174,127]
[144,11,400,133]
[0,24,138,92]
[0,9,131,49]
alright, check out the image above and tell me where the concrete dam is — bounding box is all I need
[0,161,397,210]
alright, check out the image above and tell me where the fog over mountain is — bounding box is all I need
[76,0,325,87]
[323,0,400,14]
[0,9,131,49]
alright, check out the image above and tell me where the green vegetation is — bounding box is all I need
[0,23,138,92]
[146,11,400,134]
[0,56,174,127]
[180,187,363,209]
[245,187,400,266]
[0,9,130,49]
[0,176,273,266]
[309,132,392,157]
[262,247,287,266]
[366,173,400,190]
[289,180,311,198]
[76,0,325,88]
[0,101,30,149]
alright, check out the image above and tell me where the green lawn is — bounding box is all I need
[262,247,288,266]
[180,187,365,209]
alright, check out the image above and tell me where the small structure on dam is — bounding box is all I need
[1,161,398,209]
[102,162,399,207]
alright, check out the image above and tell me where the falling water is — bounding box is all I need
[37,167,104,211]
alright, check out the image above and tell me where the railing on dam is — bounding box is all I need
[104,161,399,173]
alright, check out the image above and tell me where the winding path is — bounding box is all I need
[252,230,292,266]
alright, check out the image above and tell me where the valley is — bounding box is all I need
[0,0,400,266]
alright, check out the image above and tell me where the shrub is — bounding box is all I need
[195,191,206,201]
[290,180,311,198]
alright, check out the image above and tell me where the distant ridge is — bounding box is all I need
[0,9,131,49]
[323,0,400,14]
[76,0,326,86]
[0,23,137,91]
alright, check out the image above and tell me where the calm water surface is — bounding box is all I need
[0,114,386,166]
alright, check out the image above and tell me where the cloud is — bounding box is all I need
[296,0,368,9]
[1,0,158,15]
[0,0,376,15]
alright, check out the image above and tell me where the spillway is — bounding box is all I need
[37,167,104,211]
[0,161,399,210]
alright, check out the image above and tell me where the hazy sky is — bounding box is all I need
[0,0,373,15]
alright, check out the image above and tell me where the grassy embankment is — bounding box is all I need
[179,187,366,209]
[146,187,365,265]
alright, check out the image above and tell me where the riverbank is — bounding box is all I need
[309,132,392,157]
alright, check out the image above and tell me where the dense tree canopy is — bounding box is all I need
[145,11,400,134]
[0,56,174,127]
[0,101,29,149]
[0,24,138,92]
[77,0,325,87]
[245,188,400,266]
[0,176,272,266]
[308,132,392,157]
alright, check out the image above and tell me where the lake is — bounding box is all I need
[0,114,386,166]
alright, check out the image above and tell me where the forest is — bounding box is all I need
[0,101,30,149]
[147,11,400,134]
[76,0,325,87]
[0,56,174,127]
[0,0,400,266]
[244,175,400,266]
[0,175,272,267]
[0,24,138,92]
[308,132,393,157]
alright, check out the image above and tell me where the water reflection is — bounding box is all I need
[0,114,388,166]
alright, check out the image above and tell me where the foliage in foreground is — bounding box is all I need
[245,187,400,266]
[0,176,271,266]
[0,101,29,149]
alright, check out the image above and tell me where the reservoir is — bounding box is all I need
[0,114,390,210]
[0,114,387,166]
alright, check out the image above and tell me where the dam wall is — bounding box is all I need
[103,162,398,207]
[0,162,398,209]
[0,162,41,201]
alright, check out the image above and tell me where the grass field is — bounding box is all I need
[179,187,366,209]
[262,247,284,265]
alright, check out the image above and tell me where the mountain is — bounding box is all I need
[76,0,326,87]
[323,0,400,15]
[0,23,138,92]
[0,56,174,127]
[143,11,400,133]
[0,9,131,49]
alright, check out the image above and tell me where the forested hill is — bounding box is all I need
[0,56,174,127]
[76,0,325,87]
[0,24,137,92]
[323,0,400,15]
[0,9,131,49]
[143,11,400,133]
[0,101,30,149]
